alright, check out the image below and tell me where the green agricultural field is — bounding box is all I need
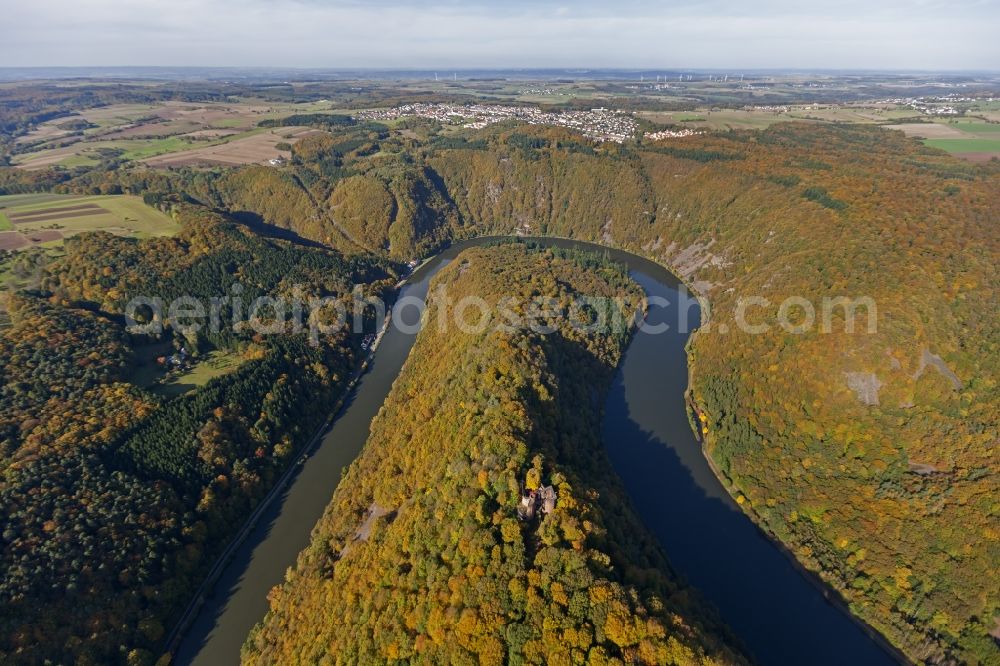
[110,136,199,160]
[946,121,1000,134]
[639,109,793,130]
[12,122,283,169]
[0,194,76,231]
[11,136,200,168]
[923,137,1000,153]
[0,193,78,208]
[210,117,251,129]
[0,194,181,248]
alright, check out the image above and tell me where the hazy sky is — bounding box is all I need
[1,0,997,70]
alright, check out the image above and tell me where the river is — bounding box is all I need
[175,236,897,665]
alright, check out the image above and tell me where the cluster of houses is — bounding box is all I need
[517,87,563,96]
[517,484,557,521]
[743,104,789,113]
[875,94,998,116]
[645,128,706,141]
[355,103,639,143]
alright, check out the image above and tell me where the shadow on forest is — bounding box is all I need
[229,211,328,250]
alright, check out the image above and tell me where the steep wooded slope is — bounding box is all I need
[0,205,397,665]
[427,125,999,664]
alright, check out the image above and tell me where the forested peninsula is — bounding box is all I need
[242,243,745,665]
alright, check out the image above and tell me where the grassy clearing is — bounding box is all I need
[0,245,65,291]
[0,214,10,231]
[152,349,246,397]
[129,345,246,397]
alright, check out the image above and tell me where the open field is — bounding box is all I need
[11,99,333,169]
[638,103,917,131]
[949,120,1000,133]
[966,100,1000,122]
[0,233,29,250]
[639,109,801,130]
[887,120,1000,161]
[141,126,319,167]
[886,123,966,139]
[0,194,180,249]
[924,137,1000,153]
[0,192,79,207]
[924,137,1000,152]
[13,126,321,170]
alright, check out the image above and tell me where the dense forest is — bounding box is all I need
[243,243,745,665]
[0,204,397,664]
[0,110,997,663]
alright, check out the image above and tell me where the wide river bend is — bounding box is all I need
[177,236,897,665]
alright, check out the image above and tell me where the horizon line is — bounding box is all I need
[2,65,999,75]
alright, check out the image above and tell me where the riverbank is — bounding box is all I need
[687,372,910,665]
[173,254,457,664]
[164,306,395,659]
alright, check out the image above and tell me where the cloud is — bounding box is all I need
[0,0,996,70]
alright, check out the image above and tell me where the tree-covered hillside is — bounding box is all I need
[426,124,999,664]
[0,204,397,664]
[243,244,745,665]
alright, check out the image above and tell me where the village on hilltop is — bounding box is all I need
[355,103,639,143]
